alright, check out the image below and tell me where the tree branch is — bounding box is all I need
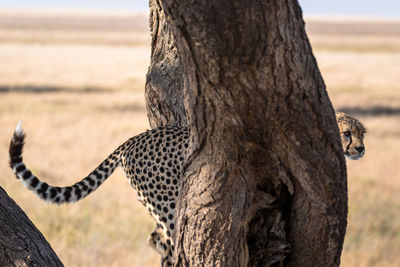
[0,187,63,267]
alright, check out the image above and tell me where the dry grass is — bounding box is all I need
[0,9,150,91]
[305,16,400,53]
[0,91,159,267]
[307,16,400,267]
[0,10,399,266]
[0,43,150,91]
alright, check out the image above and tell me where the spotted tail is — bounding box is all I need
[9,122,121,204]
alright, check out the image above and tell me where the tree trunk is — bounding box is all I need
[145,0,186,128]
[146,0,347,266]
[0,187,63,267]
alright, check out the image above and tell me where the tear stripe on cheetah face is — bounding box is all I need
[9,123,188,267]
[336,112,366,160]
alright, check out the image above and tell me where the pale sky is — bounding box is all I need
[0,0,399,17]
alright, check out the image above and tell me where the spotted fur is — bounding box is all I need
[9,123,188,266]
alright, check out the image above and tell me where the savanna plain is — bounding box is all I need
[0,9,399,267]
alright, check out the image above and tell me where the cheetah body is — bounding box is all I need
[8,113,365,266]
[9,124,188,266]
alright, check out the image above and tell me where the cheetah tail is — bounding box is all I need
[9,122,121,204]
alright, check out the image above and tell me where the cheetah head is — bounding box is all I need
[336,112,366,160]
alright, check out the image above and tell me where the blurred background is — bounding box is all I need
[0,1,399,266]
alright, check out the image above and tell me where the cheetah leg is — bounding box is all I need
[161,255,173,267]
[147,229,169,257]
[148,229,174,266]
[146,230,159,253]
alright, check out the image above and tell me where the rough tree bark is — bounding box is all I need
[146,0,347,266]
[145,0,186,128]
[0,187,63,267]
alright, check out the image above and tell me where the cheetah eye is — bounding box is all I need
[343,131,351,137]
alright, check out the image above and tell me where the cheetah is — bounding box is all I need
[9,123,187,266]
[336,112,366,160]
[8,113,365,266]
